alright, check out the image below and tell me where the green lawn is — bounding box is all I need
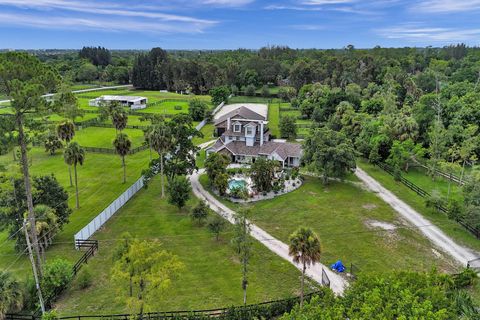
[34,113,99,123]
[228,96,281,104]
[0,147,152,274]
[55,176,312,315]
[200,175,458,275]
[0,106,13,114]
[192,123,216,145]
[73,127,145,148]
[137,101,190,115]
[268,103,280,137]
[358,160,480,253]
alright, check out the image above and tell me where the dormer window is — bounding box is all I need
[246,126,253,135]
[233,123,241,132]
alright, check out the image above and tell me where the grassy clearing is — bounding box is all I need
[35,113,100,123]
[228,96,281,104]
[137,101,190,115]
[72,127,145,148]
[0,147,152,274]
[192,123,215,146]
[268,103,280,137]
[199,174,459,274]
[54,176,315,315]
[358,160,480,253]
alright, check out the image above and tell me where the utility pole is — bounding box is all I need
[23,219,46,314]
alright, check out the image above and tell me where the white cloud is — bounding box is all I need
[414,0,480,13]
[290,24,326,30]
[301,0,356,5]
[200,0,254,6]
[376,23,480,42]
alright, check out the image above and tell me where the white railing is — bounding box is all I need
[74,176,144,247]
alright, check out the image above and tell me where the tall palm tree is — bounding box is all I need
[113,133,132,184]
[64,142,85,209]
[57,121,76,186]
[26,205,58,263]
[0,271,23,319]
[149,122,172,198]
[288,227,321,308]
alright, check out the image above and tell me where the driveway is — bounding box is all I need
[355,167,479,266]
[189,169,347,295]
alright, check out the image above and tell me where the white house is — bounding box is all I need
[89,95,148,110]
[206,104,302,168]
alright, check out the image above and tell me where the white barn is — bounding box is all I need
[89,95,148,110]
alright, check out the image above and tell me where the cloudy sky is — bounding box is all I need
[0,0,479,49]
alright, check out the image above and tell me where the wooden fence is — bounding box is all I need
[376,162,480,239]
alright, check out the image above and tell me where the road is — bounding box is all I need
[355,167,479,266]
[189,169,347,295]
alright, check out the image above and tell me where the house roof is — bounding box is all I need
[207,140,302,161]
[214,106,266,125]
[94,95,147,103]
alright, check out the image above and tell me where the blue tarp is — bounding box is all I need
[330,260,346,273]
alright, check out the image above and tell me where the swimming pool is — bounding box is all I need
[228,179,247,191]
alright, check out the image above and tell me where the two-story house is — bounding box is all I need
[206,104,302,167]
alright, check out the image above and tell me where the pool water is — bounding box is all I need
[228,179,247,190]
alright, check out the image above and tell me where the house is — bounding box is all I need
[89,95,148,110]
[206,104,302,167]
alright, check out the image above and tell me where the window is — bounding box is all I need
[234,124,241,132]
[246,127,253,135]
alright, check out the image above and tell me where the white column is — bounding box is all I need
[227,117,231,130]
[260,122,264,146]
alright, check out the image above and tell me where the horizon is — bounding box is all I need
[0,0,479,49]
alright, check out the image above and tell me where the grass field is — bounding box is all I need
[54,176,313,315]
[192,123,215,145]
[268,103,280,137]
[200,174,459,274]
[358,160,480,253]
[0,147,152,274]
[137,101,190,115]
[72,127,145,148]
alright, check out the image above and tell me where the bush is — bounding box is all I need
[41,259,73,306]
[174,105,183,110]
[425,190,446,212]
[245,84,256,96]
[453,268,477,288]
[76,267,93,289]
[41,310,59,320]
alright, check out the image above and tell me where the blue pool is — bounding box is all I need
[228,179,247,190]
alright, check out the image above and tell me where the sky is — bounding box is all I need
[0,0,479,49]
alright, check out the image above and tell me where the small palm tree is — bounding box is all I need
[64,142,85,209]
[288,227,321,307]
[57,121,75,186]
[149,122,172,198]
[0,271,23,318]
[113,133,132,183]
[111,107,128,133]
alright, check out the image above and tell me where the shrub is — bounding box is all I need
[425,190,446,212]
[191,201,209,225]
[41,259,73,307]
[77,267,93,290]
[41,310,59,320]
[174,105,183,110]
[453,268,477,288]
[245,84,256,96]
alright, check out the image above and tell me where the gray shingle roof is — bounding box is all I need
[208,139,302,160]
[214,106,265,125]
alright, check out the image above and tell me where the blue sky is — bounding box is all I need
[0,0,479,49]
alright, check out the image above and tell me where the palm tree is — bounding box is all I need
[0,271,23,319]
[111,107,128,133]
[64,142,85,209]
[149,122,172,198]
[288,227,321,308]
[113,133,132,184]
[57,121,76,186]
[26,205,58,263]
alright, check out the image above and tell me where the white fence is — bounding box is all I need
[74,176,144,247]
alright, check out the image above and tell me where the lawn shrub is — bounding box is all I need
[41,259,73,307]
[76,267,93,289]
[174,105,183,110]
[453,268,478,288]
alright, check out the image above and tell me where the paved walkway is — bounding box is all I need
[355,167,479,266]
[189,169,347,295]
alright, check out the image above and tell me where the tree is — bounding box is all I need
[111,105,128,133]
[427,117,448,180]
[250,158,277,193]
[27,205,59,262]
[57,121,76,186]
[279,115,297,140]
[113,133,132,184]
[261,85,270,97]
[149,122,172,198]
[44,132,63,155]
[191,200,209,225]
[64,142,85,209]
[76,62,98,82]
[54,85,84,123]
[288,227,321,307]
[245,84,256,96]
[386,139,425,174]
[111,238,184,315]
[0,51,60,272]
[278,87,297,102]
[232,209,253,305]
[0,271,23,318]
[207,215,226,241]
[167,176,191,210]
[303,127,356,184]
[204,152,230,195]
[209,86,230,106]
[188,99,208,121]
